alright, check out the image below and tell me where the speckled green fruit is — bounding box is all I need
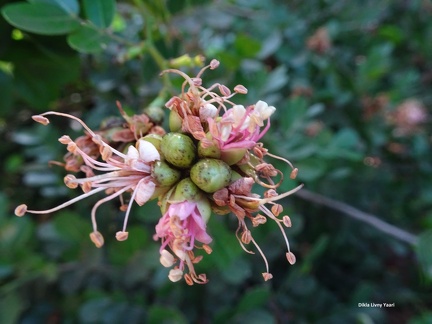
[198,139,221,159]
[173,177,200,201]
[190,158,232,193]
[169,110,182,132]
[220,147,247,165]
[161,132,196,168]
[152,161,181,187]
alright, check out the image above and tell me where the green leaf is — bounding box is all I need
[53,211,89,242]
[82,0,115,28]
[67,25,110,53]
[236,286,270,313]
[0,293,25,324]
[6,43,80,109]
[29,0,79,14]
[148,305,188,324]
[1,3,80,35]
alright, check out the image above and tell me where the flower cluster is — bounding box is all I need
[15,59,302,285]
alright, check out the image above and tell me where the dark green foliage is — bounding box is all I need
[1,0,431,323]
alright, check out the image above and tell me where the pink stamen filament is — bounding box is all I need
[121,177,147,232]
[90,185,133,232]
[249,235,270,275]
[25,187,106,215]
[39,111,127,160]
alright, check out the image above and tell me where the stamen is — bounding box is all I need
[21,187,106,215]
[250,236,270,277]
[252,214,267,227]
[58,135,72,144]
[202,244,212,254]
[184,273,193,286]
[64,175,78,189]
[262,272,273,281]
[160,249,175,267]
[260,205,292,253]
[15,204,27,217]
[90,185,133,233]
[234,84,248,94]
[32,115,50,125]
[290,168,299,179]
[219,84,231,97]
[241,229,252,244]
[283,215,292,227]
[271,204,283,216]
[168,268,183,282]
[116,231,129,241]
[89,231,104,248]
[209,59,220,70]
[286,251,296,265]
[235,224,254,254]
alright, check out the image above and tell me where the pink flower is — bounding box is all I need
[154,200,212,285]
[208,100,275,151]
[15,112,160,247]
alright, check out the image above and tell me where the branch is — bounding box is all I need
[295,189,419,246]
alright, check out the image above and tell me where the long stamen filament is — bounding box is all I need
[91,185,133,232]
[25,187,106,215]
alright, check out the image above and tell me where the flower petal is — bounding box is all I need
[134,179,155,206]
[137,139,160,163]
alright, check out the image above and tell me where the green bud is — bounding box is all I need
[173,178,200,201]
[159,186,176,214]
[198,139,221,159]
[152,161,181,187]
[161,133,196,169]
[220,147,247,165]
[195,193,211,223]
[190,158,231,193]
[169,110,182,132]
[230,170,242,182]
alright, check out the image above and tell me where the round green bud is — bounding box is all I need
[161,133,196,169]
[190,158,232,193]
[152,161,181,187]
[169,110,182,132]
[173,177,200,201]
[198,139,221,159]
[220,147,247,165]
[195,193,211,223]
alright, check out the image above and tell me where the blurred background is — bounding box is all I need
[0,0,431,323]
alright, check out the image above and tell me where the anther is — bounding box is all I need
[219,84,231,97]
[209,59,220,70]
[160,249,175,267]
[203,244,212,254]
[168,268,183,282]
[271,204,283,217]
[283,215,292,227]
[15,204,27,217]
[286,251,296,265]
[64,175,78,189]
[290,168,298,179]
[89,231,104,248]
[58,135,72,144]
[262,272,273,281]
[115,231,129,241]
[32,115,50,125]
[184,273,193,286]
[234,84,248,94]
